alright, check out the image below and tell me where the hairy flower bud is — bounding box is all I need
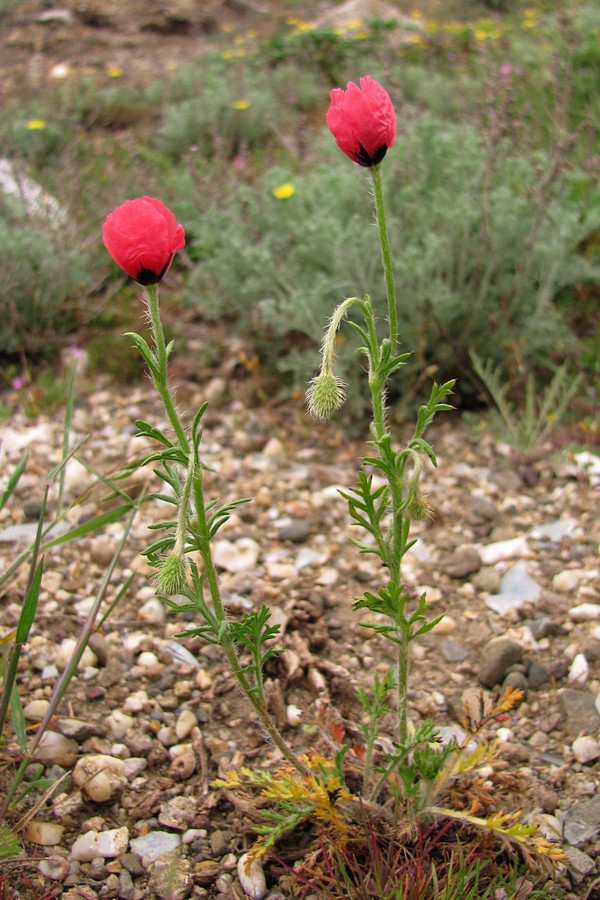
[306,371,346,421]
[405,478,435,523]
[156,552,187,595]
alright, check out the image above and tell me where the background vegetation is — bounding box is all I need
[1,0,598,426]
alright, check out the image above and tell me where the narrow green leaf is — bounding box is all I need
[15,556,44,643]
[9,683,27,754]
[0,453,28,512]
[40,503,132,550]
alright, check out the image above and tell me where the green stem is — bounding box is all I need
[397,630,410,746]
[144,284,189,453]
[191,468,309,778]
[370,165,397,348]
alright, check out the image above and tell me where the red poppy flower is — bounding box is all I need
[102,196,185,285]
[326,76,396,167]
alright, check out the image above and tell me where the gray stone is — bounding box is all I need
[563,846,596,882]
[527,617,563,640]
[558,689,600,737]
[485,562,541,615]
[478,638,523,688]
[440,638,468,663]
[562,795,600,846]
[276,517,312,543]
[443,545,481,579]
[129,831,181,867]
[147,850,193,900]
[526,659,549,690]
[209,828,228,857]
[502,670,528,698]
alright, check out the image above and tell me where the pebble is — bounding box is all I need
[443,545,481,579]
[33,731,79,767]
[479,536,529,564]
[89,537,117,566]
[104,710,135,739]
[562,795,600,845]
[569,603,600,622]
[138,596,167,623]
[440,638,468,662]
[38,856,71,882]
[24,820,65,845]
[485,562,541,615]
[158,796,198,831]
[129,832,182,867]
[237,853,267,900]
[553,569,586,593]
[55,638,98,671]
[72,754,128,802]
[70,826,129,861]
[478,638,523,688]
[431,615,456,635]
[559,688,600,736]
[175,708,198,739]
[213,537,260,572]
[568,653,589,684]
[571,735,600,764]
[147,850,193,899]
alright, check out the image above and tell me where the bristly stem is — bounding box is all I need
[370,164,397,349]
[143,283,189,454]
[143,284,309,779]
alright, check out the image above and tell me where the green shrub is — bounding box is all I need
[183,118,599,407]
[0,204,85,355]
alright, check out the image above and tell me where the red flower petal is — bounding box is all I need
[103,196,185,284]
[326,76,396,167]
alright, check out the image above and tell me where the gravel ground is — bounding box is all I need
[0,360,599,898]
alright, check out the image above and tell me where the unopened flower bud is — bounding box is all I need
[406,479,435,523]
[157,552,187,595]
[306,371,346,421]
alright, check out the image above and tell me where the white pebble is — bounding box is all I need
[572,735,600,764]
[286,704,303,727]
[38,855,71,881]
[175,709,197,740]
[137,596,166,624]
[33,731,78,767]
[568,653,589,684]
[553,569,585,593]
[432,615,456,635]
[23,699,50,720]
[213,537,260,573]
[137,651,159,668]
[24,820,65,846]
[104,710,134,739]
[237,853,267,900]
[569,603,600,622]
[479,537,529,565]
[55,638,97,671]
[72,754,127,802]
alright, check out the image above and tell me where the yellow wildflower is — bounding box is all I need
[107,66,123,77]
[273,183,295,200]
[233,99,250,110]
[26,119,47,130]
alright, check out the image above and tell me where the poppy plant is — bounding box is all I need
[326,76,396,167]
[102,196,185,285]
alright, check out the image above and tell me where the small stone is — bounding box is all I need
[443,545,481,579]
[571,735,600,764]
[89,537,116,566]
[158,796,198,831]
[286,704,303,727]
[129,831,182,867]
[38,855,71,881]
[138,596,166,623]
[569,603,600,622]
[529,518,578,541]
[552,569,585,593]
[440,639,468,662]
[559,689,600,736]
[501,670,528,698]
[72,754,128,802]
[33,731,78,767]
[564,846,596,881]
[23,699,50,720]
[478,638,523,688]
[97,826,129,858]
[55,638,97,671]
[526,659,549,690]
[431,615,456,635]
[213,537,260,573]
[24,820,65,846]
[276,517,312,542]
[168,750,197,781]
[568,653,589,684]
[104,710,134,739]
[237,852,267,899]
[479,536,529,564]
[175,708,197,740]
[210,829,228,857]
[562,795,600,845]
[147,850,193,899]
